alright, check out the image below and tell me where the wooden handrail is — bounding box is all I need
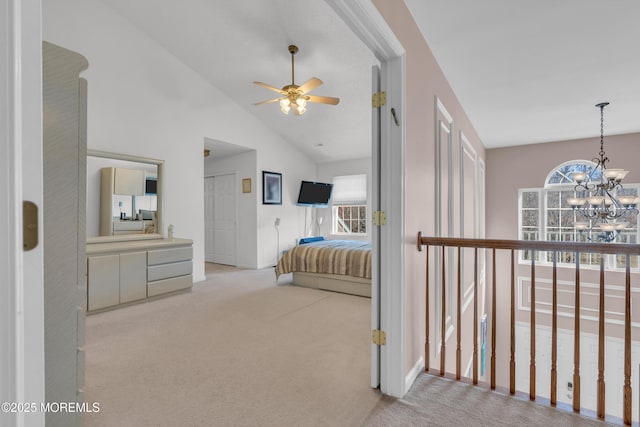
[417,232,640,255]
[417,232,637,425]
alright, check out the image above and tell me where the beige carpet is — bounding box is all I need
[83,265,381,426]
[365,374,614,426]
[84,264,614,426]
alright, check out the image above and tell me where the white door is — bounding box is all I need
[371,64,382,388]
[205,174,236,266]
[4,3,46,424]
[204,177,216,262]
[325,0,406,397]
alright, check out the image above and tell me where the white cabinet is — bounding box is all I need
[86,238,193,312]
[114,167,144,195]
[87,254,120,310]
[147,246,193,296]
[112,220,145,235]
[87,251,147,310]
[120,251,147,303]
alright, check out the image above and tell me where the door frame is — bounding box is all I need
[2,0,46,426]
[204,172,238,266]
[326,0,407,398]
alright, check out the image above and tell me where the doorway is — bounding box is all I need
[204,173,237,266]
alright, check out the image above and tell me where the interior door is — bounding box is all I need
[371,64,381,388]
[204,177,215,262]
[212,173,236,266]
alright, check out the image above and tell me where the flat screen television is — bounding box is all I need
[145,178,157,195]
[296,181,333,207]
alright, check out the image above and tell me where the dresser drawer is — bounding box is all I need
[147,275,192,297]
[147,246,193,266]
[147,260,192,282]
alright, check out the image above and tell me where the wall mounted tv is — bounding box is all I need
[145,178,157,195]
[296,181,333,207]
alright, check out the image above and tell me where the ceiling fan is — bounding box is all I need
[253,45,340,116]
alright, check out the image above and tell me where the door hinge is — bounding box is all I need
[372,91,386,108]
[373,210,387,226]
[372,329,386,346]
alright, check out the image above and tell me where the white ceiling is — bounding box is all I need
[100,0,640,159]
[99,0,377,163]
[404,0,640,148]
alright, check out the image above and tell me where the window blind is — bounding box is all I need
[332,174,367,205]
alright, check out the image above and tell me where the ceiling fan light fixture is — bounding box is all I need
[294,104,306,116]
[279,98,291,114]
[253,45,340,115]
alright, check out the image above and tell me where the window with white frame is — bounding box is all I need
[519,160,639,269]
[332,174,367,235]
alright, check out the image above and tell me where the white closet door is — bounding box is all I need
[204,177,216,262]
[205,174,236,266]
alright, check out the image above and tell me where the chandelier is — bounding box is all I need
[567,102,639,242]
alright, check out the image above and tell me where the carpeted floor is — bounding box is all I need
[83,264,380,426]
[365,374,614,426]
[83,263,615,427]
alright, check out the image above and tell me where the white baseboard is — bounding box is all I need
[236,264,259,269]
[405,356,425,394]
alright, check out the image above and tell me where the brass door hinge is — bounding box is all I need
[372,329,386,346]
[372,91,386,108]
[373,210,387,226]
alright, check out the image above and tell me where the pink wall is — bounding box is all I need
[487,132,640,240]
[373,1,486,377]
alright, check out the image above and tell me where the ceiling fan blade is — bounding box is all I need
[253,98,283,106]
[254,81,286,94]
[306,95,340,106]
[297,77,323,94]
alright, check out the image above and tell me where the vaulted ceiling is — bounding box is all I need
[100,0,377,163]
[405,0,640,148]
[100,0,640,160]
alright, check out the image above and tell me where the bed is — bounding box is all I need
[275,238,372,298]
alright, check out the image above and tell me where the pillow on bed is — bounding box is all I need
[298,236,325,245]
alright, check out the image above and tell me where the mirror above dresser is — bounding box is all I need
[87,150,164,243]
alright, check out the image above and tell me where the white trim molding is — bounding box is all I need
[2,0,45,426]
[325,0,404,61]
[326,0,408,398]
[405,356,424,392]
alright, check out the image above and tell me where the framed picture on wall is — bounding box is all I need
[262,171,282,205]
[242,178,252,193]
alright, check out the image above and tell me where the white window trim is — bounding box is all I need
[518,185,640,271]
[332,204,368,236]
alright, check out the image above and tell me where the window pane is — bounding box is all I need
[560,190,574,207]
[334,205,366,234]
[546,210,559,228]
[522,192,539,209]
[522,210,539,227]
[547,191,560,208]
[560,212,575,227]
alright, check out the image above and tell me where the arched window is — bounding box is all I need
[519,160,639,269]
[543,160,599,187]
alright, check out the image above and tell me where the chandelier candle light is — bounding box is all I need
[567,102,639,242]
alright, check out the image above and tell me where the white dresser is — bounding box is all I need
[86,238,193,312]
